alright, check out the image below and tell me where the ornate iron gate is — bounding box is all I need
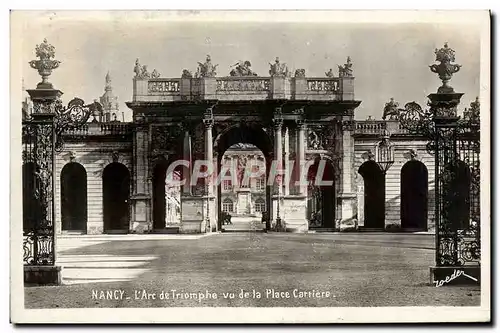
[399,43,481,270]
[23,39,103,273]
[22,115,56,265]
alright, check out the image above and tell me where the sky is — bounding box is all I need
[16,11,482,121]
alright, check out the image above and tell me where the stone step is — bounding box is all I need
[56,254,159,285]
[358,227,386,232]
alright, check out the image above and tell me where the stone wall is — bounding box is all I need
[354,137,436,231]
[54,140,133,235]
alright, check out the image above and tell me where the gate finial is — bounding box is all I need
[28,38,61,89]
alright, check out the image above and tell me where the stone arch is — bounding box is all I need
[358,160,385,229]
[102,162,130,233]
[401,160,428,230]
[61,162,88,232]
[307,155,336,229]
[214,124,273,231]
[152,156,182,231]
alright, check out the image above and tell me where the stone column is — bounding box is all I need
[283,127,290,196]
[203,108,215,232]
[182,129,192,195]
[273,115,283,196]
[204,115,214,196]
[271,110,284,229]
[296,120,306,196]
[338,117,357,228]
[130,123,150,233]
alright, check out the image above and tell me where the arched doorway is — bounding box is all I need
[358,160,385,229]
[401,160,428,230]
[446,160,471,230]
[61,162,88,232]
[152,159,182,231]
[103,162,130,233]
[307,157,336,229]
[214,124,273,231]
[22,162,39,232]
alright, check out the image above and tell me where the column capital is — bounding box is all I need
[272,117,283,130]
[203,117,214,129]
[341,119,355,132]
[295,118,306,130]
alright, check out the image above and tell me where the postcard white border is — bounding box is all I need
[9,9,491,324]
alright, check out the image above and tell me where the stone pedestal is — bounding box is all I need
[338,193,357,230]
[270,77,291,99]
[130,194,150,233]
[198,77,217,100]
[180,196,204,233]
[236,189,251,214]
[180,195,216,233]
[340,77,355,101]
[272,195,308,232]
[24,266,62,286]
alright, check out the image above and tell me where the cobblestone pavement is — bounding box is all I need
[24,233,481,308]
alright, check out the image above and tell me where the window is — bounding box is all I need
[254,198,266,213]
[222,198,233,213]
[223,180,232,191]
[256,177,266,190]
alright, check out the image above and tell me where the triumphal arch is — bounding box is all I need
[126,56,361,233]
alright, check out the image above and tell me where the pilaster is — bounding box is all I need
[338,117,357,228]
[130,122,150,233]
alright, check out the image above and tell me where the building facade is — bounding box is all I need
[23,56,440,235]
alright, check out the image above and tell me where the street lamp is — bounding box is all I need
[375,129,394,174]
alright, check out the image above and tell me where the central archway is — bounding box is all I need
[358,160,385,229]
[214,124,273,231]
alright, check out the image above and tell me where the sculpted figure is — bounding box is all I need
[150,69,160,79]
[325,68,335,77]
[181,69,193,78]
[382,98,401,120]
[196,55,218,78]
[294,69,306,78]
[269,57,289,77]
[141,65,150,79]
[230,60,258,76]
[338,56,353,77]
[134,59,141,77]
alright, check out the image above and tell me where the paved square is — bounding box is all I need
[25,233,480,308]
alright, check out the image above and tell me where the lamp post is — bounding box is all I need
[375,129,394,174]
